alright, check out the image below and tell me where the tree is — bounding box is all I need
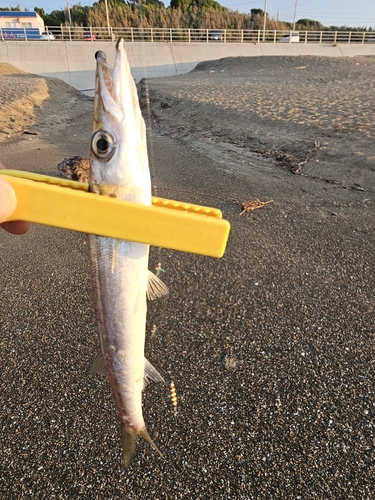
[34,7,45,18]
[171,0,224,11]
[40,9,65,26]
[296,18,323,30]
[0,5,24,11]
[70,4,90,25]
[250,8,264,18]
[144,0,165,6]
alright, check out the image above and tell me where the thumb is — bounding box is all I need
[0,177,17,223]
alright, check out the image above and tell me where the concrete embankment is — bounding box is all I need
[1,41,374,94]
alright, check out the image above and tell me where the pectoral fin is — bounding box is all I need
[147,271,169,300]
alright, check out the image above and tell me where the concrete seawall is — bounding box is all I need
[1,41,374,94]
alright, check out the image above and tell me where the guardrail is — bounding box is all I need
[1,26,375,44]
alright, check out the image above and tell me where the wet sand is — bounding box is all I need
[1,56,374,498]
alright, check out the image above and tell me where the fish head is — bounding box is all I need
[90,39,151,205]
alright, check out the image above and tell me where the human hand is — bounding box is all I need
[0,163,29,234]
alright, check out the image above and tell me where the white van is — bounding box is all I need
[280,32,300,43]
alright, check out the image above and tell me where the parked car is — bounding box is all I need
[82,31,96,40]
[208,29,223,41]
[366,35,375,43]
[40,31,55,40]
[280,32,300,43]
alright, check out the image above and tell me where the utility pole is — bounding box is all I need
[104,0,111,36]
[292,0,298,32]
[262,0,267,42]
[277,9,279,22]
[66,0,72,24]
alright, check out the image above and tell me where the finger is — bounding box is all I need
[1,220,30,235]
[0,164,30,234]
[0,176,17,223]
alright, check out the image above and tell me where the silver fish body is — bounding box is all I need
[88,40,166,466]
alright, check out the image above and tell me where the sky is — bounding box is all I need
[0,0,374,28]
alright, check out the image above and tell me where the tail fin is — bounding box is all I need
[121,424,137,467]
[140,427,163,458]
[120,424,163,467]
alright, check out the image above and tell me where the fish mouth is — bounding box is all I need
[94,38,121,63]
[93,41,126,128]
[91,39,130,149]
[95,49,106,62]
[94,49,111,94]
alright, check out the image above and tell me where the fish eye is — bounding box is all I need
[91,130,116,161]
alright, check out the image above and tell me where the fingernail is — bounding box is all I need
[0,178,17,223]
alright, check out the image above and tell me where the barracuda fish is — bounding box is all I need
[88,39,168,467]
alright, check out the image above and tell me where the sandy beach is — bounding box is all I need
[141,55,375,189]
[1,55,374,498]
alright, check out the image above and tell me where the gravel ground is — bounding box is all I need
[1,55,375,499]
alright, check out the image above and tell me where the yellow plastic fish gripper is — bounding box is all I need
[0,170,230,258]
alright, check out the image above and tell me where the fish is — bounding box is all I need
[88,39,168,467]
